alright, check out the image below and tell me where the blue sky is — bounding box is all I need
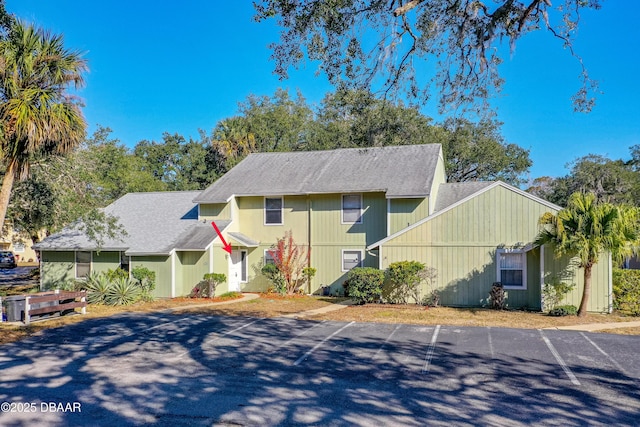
[6,1,640,180]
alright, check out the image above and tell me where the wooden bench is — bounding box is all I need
[0,290,87,324]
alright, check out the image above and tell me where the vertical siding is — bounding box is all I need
[543,247,610,313]
[389,198,430,235]
[40,251,75,289]
[130,256,172,298]
[238,195,309,245]
[92,251,120,275]
[380,185,558,309]
[199,203,231,221]
[176,251,209,296]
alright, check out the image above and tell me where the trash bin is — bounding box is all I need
[5,295,26,322]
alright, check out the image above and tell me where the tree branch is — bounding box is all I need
[393,0,424,17]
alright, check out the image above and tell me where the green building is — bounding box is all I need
[34,144,611,312]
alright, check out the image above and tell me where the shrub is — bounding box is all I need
[85,272,112,304]
[489,282,505,310]
[548,305,578,317]
[265,231,310,295]
[612,269,640,315]
[261,262,287,295]
[132,266,156,293]
[344,267,384,305]
[106,277,142,306]
[383,261,435,304]
[104,268,129,282]
[202,273,226,298]
[542,278,575,312]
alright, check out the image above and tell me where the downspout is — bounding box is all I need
[307,195,312,294]
[170,250,176,298]
[540,245,545,311]
[608,252,613,313]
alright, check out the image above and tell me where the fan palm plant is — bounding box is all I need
[535,192,640,316]
[0,20,87,232]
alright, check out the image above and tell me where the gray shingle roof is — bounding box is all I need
[434,182,495,212]
[194,144,443,203]
[34,191,216,255]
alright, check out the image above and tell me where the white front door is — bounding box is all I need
[228,250,246,292]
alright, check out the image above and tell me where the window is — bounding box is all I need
[240,250,248,282]
[76,251,91,279]
[265,197,283,225]
[264,250,275,265]
[496,250,526,289]
[342,250,363,271]
[120,252,130,274]
[342,194,363,223]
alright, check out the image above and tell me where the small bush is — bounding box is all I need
[85,272,112,304]
[542,278,575,312]
[612,269,640,316]
[106,277,142,306]
[383,261,435,304]
[548,305,578,317]
[104,268,129,282]
[132,266,156,293]
[344,267,384,305]
[262,263,286,295]
[489,282,505,310]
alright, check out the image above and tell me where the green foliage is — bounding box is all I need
[104,268,129,282]
[84,272,112,304]
[612,269,640,316]
[383,261,436,304]
[261,262,286,295]
[132,266,156,294]
[548,305,578,317]
[106,277,142,306]
[536,192,640,316]
[344,267,385,305]
[255,0,599,113]
[542,278,576,312]
[265,231,309,295]
[201,273,226,298]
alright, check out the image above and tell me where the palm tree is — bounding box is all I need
[0,20,87,233]
[536,192,640,316]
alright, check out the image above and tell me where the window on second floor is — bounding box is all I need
[342,194,363,224]
[265,197,283,225]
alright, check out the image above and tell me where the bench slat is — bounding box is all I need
[29,292,86,304]
[29,301,87,316]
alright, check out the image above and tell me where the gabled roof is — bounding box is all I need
[367,181,563,250]
[194,144,443,203]
[34,191,215,256]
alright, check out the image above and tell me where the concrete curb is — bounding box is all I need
[281,299,355,319]
[544,320,640,332]
[161,292,260,313]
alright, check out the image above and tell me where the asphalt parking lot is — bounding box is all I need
[0,313,639,426]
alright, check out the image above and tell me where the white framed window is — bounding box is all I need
[342,249,363,272]
[76,251,92,279]
[264,197,283,225]
[496,249,527,290]
[342,194,363,224]
[264,250,275,265]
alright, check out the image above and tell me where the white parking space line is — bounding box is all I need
[487,327,495,358]
[372,324,402,360]
[421,325,441,373]
[173,319,261,360]
[580,332,627,374]
[293,322,354,366]
[539,330,581,386]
